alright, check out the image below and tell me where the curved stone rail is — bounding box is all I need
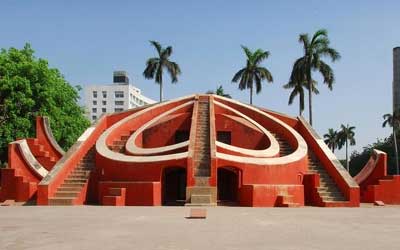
[125,101,194,155]
[96,95,195,163]
[42,116,65,156]
[11,140,49,179]
[213,96,308,165]
[354,149,386,186]
[214,100,280,158]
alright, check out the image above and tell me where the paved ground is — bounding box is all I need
[0,205,399,250]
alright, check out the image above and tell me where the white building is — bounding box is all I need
[85,71,156,122]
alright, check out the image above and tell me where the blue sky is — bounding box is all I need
[1,0,399,158]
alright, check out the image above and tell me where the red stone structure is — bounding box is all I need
[0,94,376,207]
[354,149,400,204]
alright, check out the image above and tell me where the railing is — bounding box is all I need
[297,116,359,204]
[37,115,108,205]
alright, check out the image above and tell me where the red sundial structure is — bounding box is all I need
[1,94,399,206]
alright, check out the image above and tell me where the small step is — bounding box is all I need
[48,197,75,206]
[64,179,87,184]
[54,191,80,198]
[191,194,211,204]
[195,177,209,186]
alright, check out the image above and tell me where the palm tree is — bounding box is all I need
[382,112,400,175]
[323,128,339,153]
[206,85,232,98]
[338,124,356,171]
[143,40,181,102]
[291,29,340,125]
[283,75,319,116]
[232,46,273,105]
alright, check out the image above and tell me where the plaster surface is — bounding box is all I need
[0,205,399,250]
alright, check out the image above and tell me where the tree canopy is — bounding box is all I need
[232,46,273,105]
[143,40,181,102]
[0,44,90,162]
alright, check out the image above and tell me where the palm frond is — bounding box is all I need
[241,45,253,60]
[318,60,335,89]
[162,46,173,58]
[164,61,181,83]
[232,68,246,83]
[311,29,328,44]
[257,67,273,82]
[149,40,162,56]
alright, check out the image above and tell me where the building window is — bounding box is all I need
[92,108,97,113]
[92,115,97,120]
[115,101,124,106]
[102,108,106,113]
[93,100,97,105]
[115,91,124,98]
[102,91,107,98]
[114,108,123,112]
[93,91,97,98]
[102,100,106,105]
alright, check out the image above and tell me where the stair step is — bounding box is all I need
[191,194,212,204]
[58,187,83,192]
[54,191,80,198]
[64,179,88,184]
[48,197,75,206]
[60,183,85,188]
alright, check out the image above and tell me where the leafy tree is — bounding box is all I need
[382,111,400,174]
[143,40,181,102]
[232,46,273,105]
[0,44,90,162]
[206,85,232,98]
[291,29,340,125]
[350,136,399,176]
[323,128,339,153]
[338,124,356,171]
[283,75,319,116]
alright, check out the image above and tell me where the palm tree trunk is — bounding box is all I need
[299,99,302,116]
[393,126,399,175]
[250,84,253,105]
[308,79,313,126]
[159,81,163,102]
[346,138,349,172]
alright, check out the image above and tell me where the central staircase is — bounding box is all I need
[187,97,216,206]
[48,147,95,205]
[307,152,347,205]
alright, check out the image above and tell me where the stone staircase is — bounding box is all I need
[273,133,293,156]
[109,131,134,153]
[194,99,211,177]
[187,97,216,206]
[27,139,57,170]
[48,147,95,205]
[307,152,347,204]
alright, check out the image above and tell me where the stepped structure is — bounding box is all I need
[2,94,365,207]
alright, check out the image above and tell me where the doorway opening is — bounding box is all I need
[217,167,238,205]
[162,167,186,206]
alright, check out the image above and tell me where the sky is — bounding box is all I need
[1,0,399,158]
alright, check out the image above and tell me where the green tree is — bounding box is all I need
[350,137,399,176]
[323,128,339,153]
[232,46,273,105]
[0,44,90,162]
[291,29,340,125]
[206,85,232,98]
[143,40,181,102]
[338,124,356,171]
[382,111,400,174]
[283,74,319,116]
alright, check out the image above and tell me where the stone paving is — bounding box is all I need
[0,205,399,250]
